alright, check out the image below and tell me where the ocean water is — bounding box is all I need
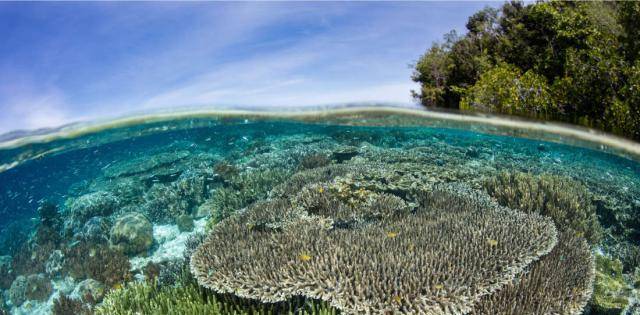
[0,107,639,314]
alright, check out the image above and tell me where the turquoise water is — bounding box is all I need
[0,109,639,314]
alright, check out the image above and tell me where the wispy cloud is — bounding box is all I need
[0,2,495,133]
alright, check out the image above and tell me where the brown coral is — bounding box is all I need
[483,171,602,244]
[191,185,558,314]
[471,231,595,315]
[63,240,131,287]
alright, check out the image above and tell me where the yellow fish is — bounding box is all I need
[386,231,398,238]
[112,283,123,290]
[299,254,312,262]
[392,295,402,304]
[318,187,324,193]
[487,239,498,247]
[434,284,444,290]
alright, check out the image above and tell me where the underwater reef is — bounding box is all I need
[0,119,639,314]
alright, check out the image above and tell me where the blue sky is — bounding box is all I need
[0,2,497,133]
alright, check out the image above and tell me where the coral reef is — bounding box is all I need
[62,240,131,287]
[592,254,634,314]
[213,160,239,182]
[44,250,65,277]
[103,150,190,179]
[109,212,153,256]
[64,191,119,233]
[471,232,594,315]
[176,214,194,232]
[0,255,14,290]
[298,153,331,170]
[191,185,560,314]
[77,216,111,243]
[37,202,61,228]
[209,168,289,225]
[96,275,337,315]
[142,170,211,223]
[52,295,92,315]
[71,278,106,303]
[483,171,603,244]
[0,295,5,314]
[8,274,53,306]
[270,164,361,198]
[10,228,60,276]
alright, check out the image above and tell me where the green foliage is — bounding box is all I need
[413,1,640,140]
[459,63,555,119]
[483,171,602,244]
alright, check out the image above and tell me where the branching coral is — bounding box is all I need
[62,240,131,287]
[64,191,120,233]
[270,164,364,198]
[52,295,92,315]
[142,170,210,223]
[483,171,602,244]
[8,273,52,306]
[298,153,331,170]
[191,184,559,314]
[208,168,289,225]
[95,276,337,315]
[471,231,594,315]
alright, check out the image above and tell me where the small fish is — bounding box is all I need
[434,284,444,290]
[299,254,312,262]
[392,295,402,304]
[386,231,398,238]
[487,239,498,247]
[317,187,325,193]
[112,283,123,290]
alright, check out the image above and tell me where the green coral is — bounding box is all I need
[483,171,602,244]
[592,254,633,314]
[96,280,337,315]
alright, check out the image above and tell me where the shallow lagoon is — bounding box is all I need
[0,107,639,314]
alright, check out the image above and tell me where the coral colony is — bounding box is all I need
[0,115,639,314]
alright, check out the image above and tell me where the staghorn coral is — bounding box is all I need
[96,274,337,315]
[213,160,239,182]
[483,171,603,244]
[471,231,594,315]
[298,153,332,170]
[209,168,289,225]
[270,164,364,198]
[292,182,409,229]
[191,185,558,314]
